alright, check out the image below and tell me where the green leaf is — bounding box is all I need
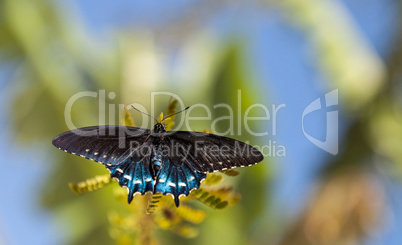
[69,175,113,195]
[120,105,135,127]
[222,169,240,176]
[190,187,238,210]
[165,97,179,131]
[146,194,162,214]
[202,173,223,185]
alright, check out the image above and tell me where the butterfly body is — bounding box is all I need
[53,122,263,207]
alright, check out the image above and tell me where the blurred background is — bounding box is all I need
[0,0,401,244]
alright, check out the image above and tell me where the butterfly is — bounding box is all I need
[52,106,264,207]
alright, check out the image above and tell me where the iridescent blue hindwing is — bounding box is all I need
[106,141,154,203]
[155,158,206,207]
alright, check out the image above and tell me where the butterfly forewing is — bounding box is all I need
[165,131,264,173]
[52,126,150,166]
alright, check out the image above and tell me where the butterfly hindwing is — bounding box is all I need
[53,126,155,203]
[155,157,206,207]
[106,140,154,203]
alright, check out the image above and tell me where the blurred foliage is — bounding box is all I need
[2,0,402,245]
[279,170,385,245]
[274,1,402,245]
[69,174,112,195]
[276,0,386,110]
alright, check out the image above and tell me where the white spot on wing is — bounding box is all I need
[103,155,107,158]
[159,179,165,183]
[124,175,132,180]
[85,149,90,152]
[117,168,123,173]
[134,180,141,184]
[168,182,176,187]
[188,176,195,181]
[179,183,186,187]
[94,152,99,156]
[145,178,152,182]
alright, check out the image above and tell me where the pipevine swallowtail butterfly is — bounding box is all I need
[52,106,264,207]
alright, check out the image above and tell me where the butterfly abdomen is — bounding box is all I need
[150,145,163,178]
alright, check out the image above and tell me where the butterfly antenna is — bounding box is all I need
[161,106,190,122]
[130,105,158,123]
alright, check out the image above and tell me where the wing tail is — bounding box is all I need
[107,158,154,204]
[155,160,206,207]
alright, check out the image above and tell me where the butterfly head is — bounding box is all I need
[153,123,166,133]
[130,105,190,134]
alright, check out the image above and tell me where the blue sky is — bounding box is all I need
[0,0,400,244]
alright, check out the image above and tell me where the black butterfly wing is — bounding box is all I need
[52,126,155,203]
[52,126,150,166]
[165,131,264,173]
